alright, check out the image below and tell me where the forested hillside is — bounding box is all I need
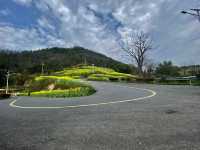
[0,47,134,74]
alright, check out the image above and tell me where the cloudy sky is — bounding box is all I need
[0,0,200,65]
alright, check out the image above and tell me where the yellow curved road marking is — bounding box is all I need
[9,85,157,109]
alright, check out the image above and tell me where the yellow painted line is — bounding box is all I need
[9,84,157,109]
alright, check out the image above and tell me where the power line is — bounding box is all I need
[181,8,200,22]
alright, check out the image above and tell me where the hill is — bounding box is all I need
[0,47,134,74]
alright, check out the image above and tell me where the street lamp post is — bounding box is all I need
[4,70,16,94]
[181,9,200,22]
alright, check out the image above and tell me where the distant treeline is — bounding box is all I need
[154,61,200,78]
[0,47,135,74]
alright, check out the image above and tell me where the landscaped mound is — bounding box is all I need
[20,66,136,98]
[54,66,136,82]
[21,76,96,98]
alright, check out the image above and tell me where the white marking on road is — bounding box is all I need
[9,84,157,109]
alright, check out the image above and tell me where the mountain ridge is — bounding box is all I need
[0,46,134,74]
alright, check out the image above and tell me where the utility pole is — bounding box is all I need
[5,71,10,94]
[181,9,200,22]
[92,64,95,73]
[84,57,87,66]
[41,63,44,75]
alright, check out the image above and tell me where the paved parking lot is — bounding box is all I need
[0,82,200,150]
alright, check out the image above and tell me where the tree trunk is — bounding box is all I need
[137,63,143,77]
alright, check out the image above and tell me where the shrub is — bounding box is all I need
[0,93,11,99]
[196,74,200,80]
[21,75,96,97]
[30,87,96,98]
[55,79,87,89]
[72,76,81,79]
[54,66,137,82]
[136,78,155,83]
[120,77,135,82]
[192,80,200,86]
[109,77,119,82]
[30,78,55,91]
[29,76,87,92]
[157,79,190,85]
[88,76,109,81]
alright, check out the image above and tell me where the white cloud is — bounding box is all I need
[57,5,71,22]
[37,16,55,31]
[0,26,42,50]
[0,9,10,16]
[1,0,200,64]
[0,25,68,50]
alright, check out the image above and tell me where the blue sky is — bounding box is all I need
[0,0,200,65]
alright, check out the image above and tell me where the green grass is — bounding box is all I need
[35,76,73,81]
[54,65,136,82]
[88,73,135,82]
[156,79,200,86]
[30,76,87,91]
[88,75,109,81]
[21,75,95,98]
[20,65,137,98]
[158,80,190,85]
[192,80,200,86]
[25,87,96,98]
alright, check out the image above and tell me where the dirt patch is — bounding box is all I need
[48,84,55,90]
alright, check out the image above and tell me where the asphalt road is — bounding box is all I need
[0,82,200,150]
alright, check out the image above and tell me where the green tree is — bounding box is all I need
[155,61,180,77]
[0,71,6,87]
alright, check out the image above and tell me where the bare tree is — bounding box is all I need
[144,59,156,78]
[120,31,153,76]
